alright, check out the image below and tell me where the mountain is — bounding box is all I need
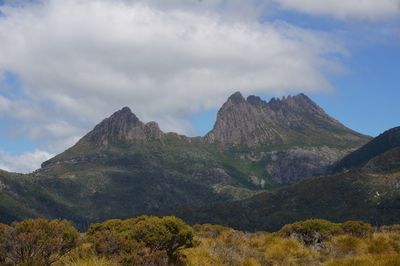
[333,127,400,172]
[205,92,368,148]
[0,92,371,229]
[177,127,400,232]
[203,92,371,183]
[82,106,164,145]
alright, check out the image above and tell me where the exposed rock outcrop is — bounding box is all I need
[204,92,370,148]
[82,107,164,146]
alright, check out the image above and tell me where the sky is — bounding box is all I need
[0,0,399,173]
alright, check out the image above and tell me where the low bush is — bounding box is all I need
[341,221,374,238]
[85,215,195,265]
[0,219,79,266]
[277,219,343,246]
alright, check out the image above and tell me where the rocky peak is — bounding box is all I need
[204,91,370,148]
[82,107,164,146]
[246,95,264,106]
[227,91,246,104]
[107,106,141,126]
[204,92,280,146]
[145,121,164,140]
[217,92,248,113]
[284,93,326,114]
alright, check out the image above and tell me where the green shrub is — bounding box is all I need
[0,219,79,266]
[86,215,195,265]
[278,219,343,246]
[85,219,137,259]
[128,216,195,259]
[341,221,374,238]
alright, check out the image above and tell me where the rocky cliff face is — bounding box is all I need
[263,147,350,184]
[204,92,369,148]
[204,92,282,147]
[81,107,164,146]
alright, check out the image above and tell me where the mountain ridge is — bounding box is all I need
[177,126,400,231]
[0,91,375,230]
[333,126,400,172]
[204,92,369,148]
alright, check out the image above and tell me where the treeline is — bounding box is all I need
[1,217,400,265]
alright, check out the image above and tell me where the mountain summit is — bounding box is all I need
[81,107,164,146]
[205,92,369,148]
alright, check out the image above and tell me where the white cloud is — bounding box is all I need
[0,0,346,156]
[274,0,400,21]
[0,150,54,173]
[126,0,272,20]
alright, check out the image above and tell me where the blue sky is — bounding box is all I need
[0,0,399,172]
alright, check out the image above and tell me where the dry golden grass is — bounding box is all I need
[180,225,400,266]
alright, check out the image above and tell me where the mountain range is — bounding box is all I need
[1,92,398,231]
[178,126,400,231]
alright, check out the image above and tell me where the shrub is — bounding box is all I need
[86,216,195,265]
[128,216,195,260]
[278,219,343,246]
[0,218,79,266]
[341,221,374,238]
[85,219,136,259]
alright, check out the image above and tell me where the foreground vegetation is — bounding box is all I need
[1,217,400,266]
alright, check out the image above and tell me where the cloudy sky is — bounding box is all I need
[0,0,399,173]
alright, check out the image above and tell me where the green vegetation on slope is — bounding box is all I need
[333,126,400,172]
[178,169,400,232]
[177,127,400,232]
